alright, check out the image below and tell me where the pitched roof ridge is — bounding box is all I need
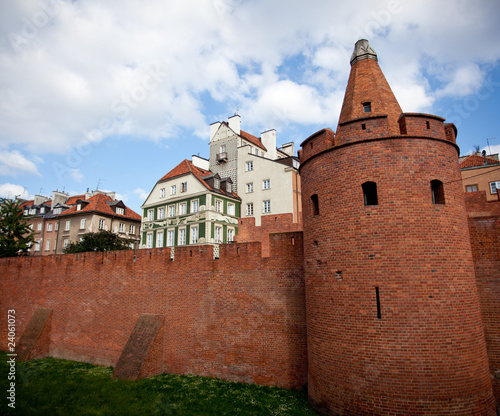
[460,154,500,168]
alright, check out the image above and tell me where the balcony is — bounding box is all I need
[216,152,228,163]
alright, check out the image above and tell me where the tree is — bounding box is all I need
[0,198,34,258]
[64,230,130,254]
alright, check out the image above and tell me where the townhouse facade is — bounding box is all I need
[140,116,301,248]
[209,115,301,226]
[460,151,500,200]
[21,189,142,255]
[140,156,240,249]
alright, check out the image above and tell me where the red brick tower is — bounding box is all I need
[299,40,496,416]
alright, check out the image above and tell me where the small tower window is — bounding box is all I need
[431,180,445,204]
[363,102,371,113]
[362,181,378,206]
[311,194,319,215]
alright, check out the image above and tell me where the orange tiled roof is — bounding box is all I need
[460,155,500,169]
[59,193,141,221]
[65,194,86,205]
[240,130,267,152]
[158,159,239,199]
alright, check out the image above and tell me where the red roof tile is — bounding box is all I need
[460,155,500,169]
[240,130,267,151]
[65,194,86,205]
[158,159,239,199]
[59,193,141,221]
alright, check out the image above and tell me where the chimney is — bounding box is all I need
[228,115,241,135]
[281,142,295,157]
[51,190,68,207]
[192,155,210,170]
[210,121,221,141]
[261,129,277,160]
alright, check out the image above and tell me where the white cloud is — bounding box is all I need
[0,0,500,157]
[0,150,40,176]
[133,188,148,201]
[0,183,34,200]
[70,169,84,182]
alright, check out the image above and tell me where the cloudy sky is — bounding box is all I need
[1,0,500,213]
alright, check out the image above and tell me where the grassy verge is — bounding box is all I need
[0,352,317,415]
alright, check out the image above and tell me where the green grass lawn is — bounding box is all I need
[0,352,317,415]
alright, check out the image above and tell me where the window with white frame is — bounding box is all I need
[191,200,199,213]
[80,218,86,229]
[246,183,253,193]
[98,219,105,230]
[167,230,175,247]
[263,179,270,190]
[170,185,176,195]
[29,208,35,215]
[37,223,42,231]
[179,228,186,245]
[227,228,234,242]
[214,178,220,189]
[158,207,165,219]
[29,223,33,230]
[24,210,28,216]
[190,226,198,244]
[181,182,187,193]
[77,204,81,211]
[40,207,45,214]
[246,161,253,171]
[490,181,500,194]
[63,238,69,249]
[116,207,124,215]
[157,231,163,248]
[55,223,59,231]
[54,208,62,214]
[160,188,165,198]
[168,205,175,217]
[246,203,254,216]
[65,220,70,231]
[214,226,222,243]
[215,199,222,213]
[263,200,271,213]
[228,203,235,216]
[179,203,187,215]
[46,239,51,251]
[129,225,135,234]
[146,233,153,249]
[221,144,226,153]
[148,209,154,221]
[119,223,125,233]
[35,240,41,251]
[47,223,53,232]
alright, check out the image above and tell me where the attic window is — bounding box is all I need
[363,102,372,113]
[76,204,81,211]
[116,207,124,215]
[214,178,220,189]
[226,182,231,193]
[362,181,378,206]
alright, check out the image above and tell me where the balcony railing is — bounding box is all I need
[216,152,228,162]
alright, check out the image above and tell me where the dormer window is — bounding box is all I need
[214,178,220,189]
[40,207,45,214]
[363,102,372,113]
[77,204,81,211]
[116,207,124,215]
[54,208,62,214]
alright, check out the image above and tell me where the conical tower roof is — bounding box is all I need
[337,39,402,136]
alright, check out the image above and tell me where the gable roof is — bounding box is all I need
[157,159,240,199]
[460,154,500,169]
[240,130,267,152]
[59,193,141,221]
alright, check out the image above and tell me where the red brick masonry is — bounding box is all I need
[0,233,307,389]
